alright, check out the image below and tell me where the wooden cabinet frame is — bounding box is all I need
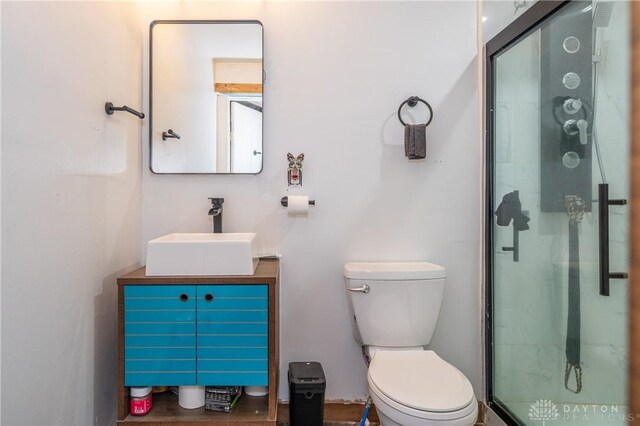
[116,260,279,425]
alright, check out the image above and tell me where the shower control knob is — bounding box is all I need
[562,36,581,54]
[564,119,577,135]
[563,119,589,145]
[576,119,588,145]
[562,72,581,90]
[562,151,581,169]
[563,98,582,115]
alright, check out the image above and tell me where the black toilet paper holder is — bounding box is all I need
[281,197,316,207]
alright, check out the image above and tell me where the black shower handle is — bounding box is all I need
[598,183,628,296]
[501,227,519,262]
[501,213,526,263]
[502,201,529,262]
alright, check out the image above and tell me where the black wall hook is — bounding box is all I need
[105,102,145,119]
[397,96,433,127]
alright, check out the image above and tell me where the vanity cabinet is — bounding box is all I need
[116,260,279,425]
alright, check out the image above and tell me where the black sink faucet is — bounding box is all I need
[208,198,224,233]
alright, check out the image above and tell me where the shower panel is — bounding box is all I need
[540,3,593,212]
[486,1,630,425]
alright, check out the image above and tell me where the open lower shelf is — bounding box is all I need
[119,391,273,425]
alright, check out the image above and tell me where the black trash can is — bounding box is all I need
[288,362,326,426]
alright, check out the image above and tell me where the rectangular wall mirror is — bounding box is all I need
[150,21,263,174]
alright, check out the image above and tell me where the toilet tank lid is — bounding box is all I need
[344,262,445,280]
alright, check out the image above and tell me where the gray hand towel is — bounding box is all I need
[404,124,427,159]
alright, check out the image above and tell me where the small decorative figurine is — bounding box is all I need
[287,153,304,186]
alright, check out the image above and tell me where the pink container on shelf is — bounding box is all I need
[130,387,153,416]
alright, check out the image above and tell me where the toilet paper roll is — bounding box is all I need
[244,386,269,397]
[288,195,309,216]
[178,386,205,409]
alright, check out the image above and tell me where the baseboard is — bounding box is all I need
[277,401,379,425]
[277,400,486,425]
[484,403,509,426]
[477,400,488,425]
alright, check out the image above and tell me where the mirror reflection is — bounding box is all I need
[150,21,263,174]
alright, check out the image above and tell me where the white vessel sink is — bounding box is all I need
[145,233,259,276]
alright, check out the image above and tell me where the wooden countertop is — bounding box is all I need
[117,259,279,285]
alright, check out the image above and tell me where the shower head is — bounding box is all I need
[593,2,613,28]
[592,2,614,59]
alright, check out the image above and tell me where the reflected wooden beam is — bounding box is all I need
[215,83,262,94]
[630,0,640,420]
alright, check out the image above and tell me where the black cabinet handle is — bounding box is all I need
[179,294,189,302]
[205,294,214,302]
[598,183,628,296]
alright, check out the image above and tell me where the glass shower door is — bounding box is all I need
[487,1,630,425]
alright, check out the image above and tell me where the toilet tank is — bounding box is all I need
[344,262,446,348]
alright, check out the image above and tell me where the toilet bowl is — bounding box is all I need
[367,351,477,426]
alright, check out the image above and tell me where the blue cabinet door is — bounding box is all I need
[196,285,269,386]
[124,285,197,386]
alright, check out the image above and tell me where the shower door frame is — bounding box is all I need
[484,1,572,424]
[630,1,640,417]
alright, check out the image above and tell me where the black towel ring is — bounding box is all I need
[398,96,434,127]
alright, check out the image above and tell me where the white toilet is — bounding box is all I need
[344,262,477,426]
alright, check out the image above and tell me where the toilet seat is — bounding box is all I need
[368,375,477,423]
[368,350,476,421]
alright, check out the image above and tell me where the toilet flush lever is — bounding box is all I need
[348,284,370,294]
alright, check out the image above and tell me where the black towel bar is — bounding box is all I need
[105,102,145,119]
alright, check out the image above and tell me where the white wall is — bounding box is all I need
[1,2,142,424]
[139,1,481,401]
[482,0,539,42]
[0,1,4,418]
